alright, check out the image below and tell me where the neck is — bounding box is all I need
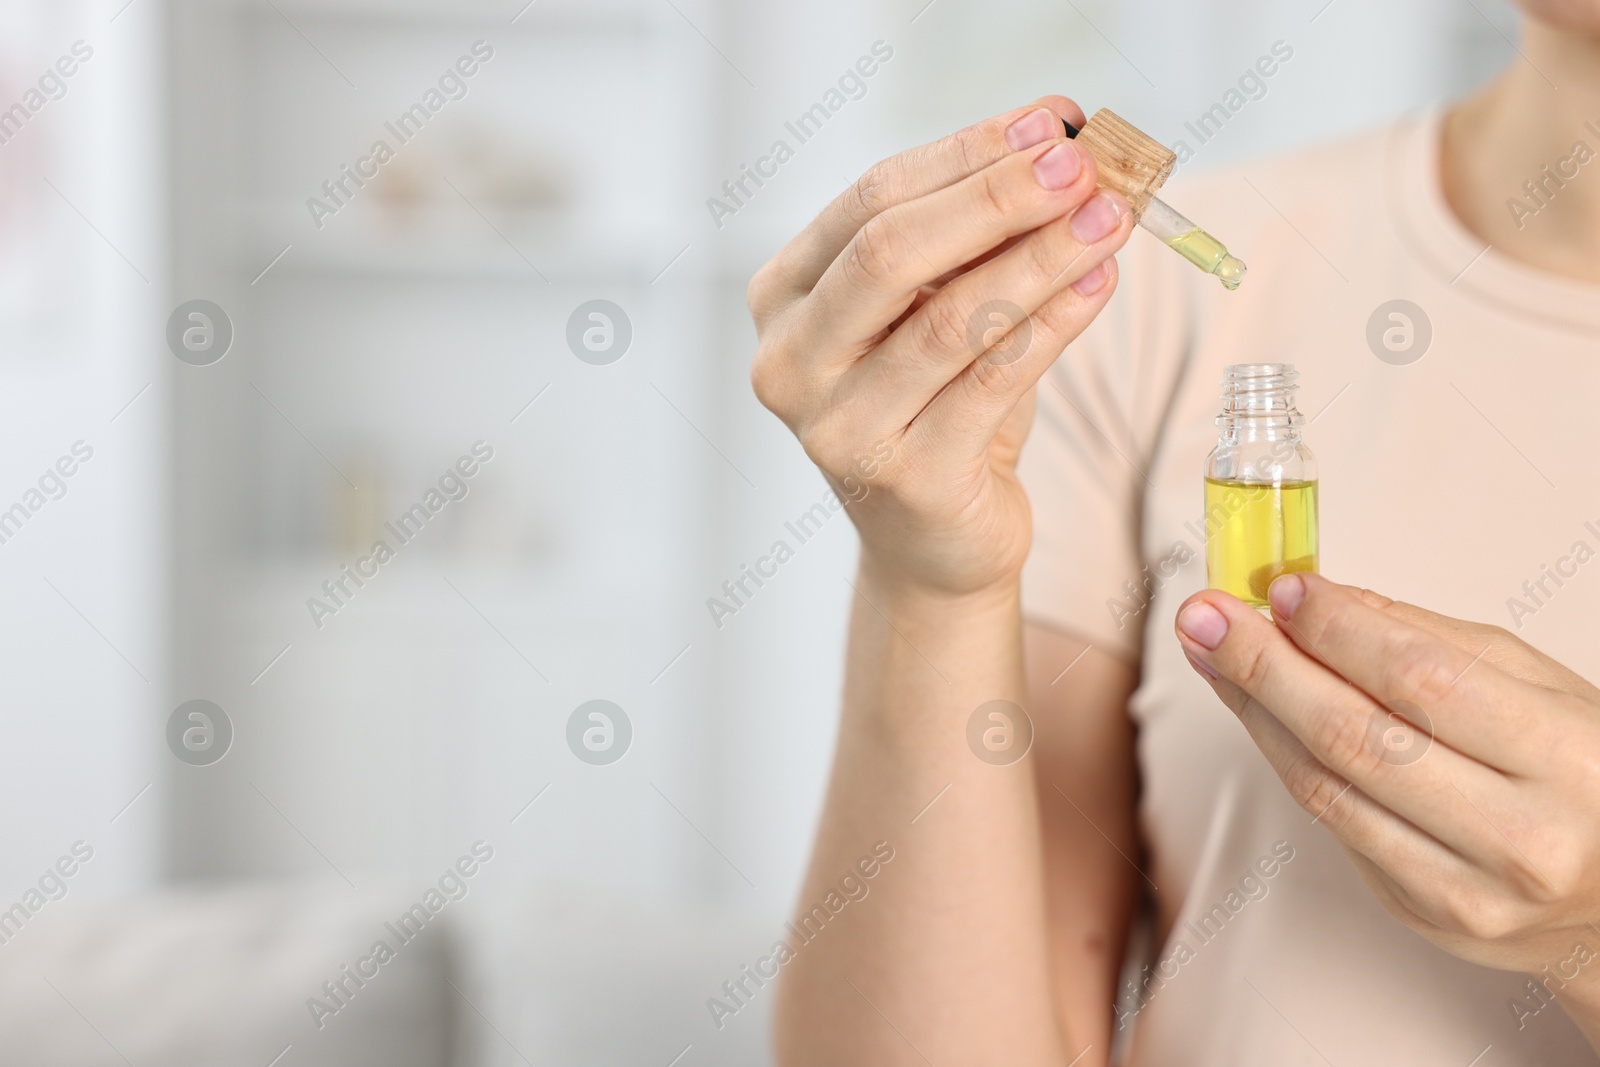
[1442,18,1600,283]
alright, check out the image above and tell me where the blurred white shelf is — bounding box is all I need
[243,200,696,283]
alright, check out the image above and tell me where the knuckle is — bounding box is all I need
[974,166,1016,221]
[1020,226,1071,284]
[749,334,802,419]
[1438,890,1528,942]
[948,122,987,176]
[1456,618,1502,651]
[1312,705,1379,775]
[794,424,844,475]
[1292,584,1358,652]
[963,352,1017,401]
[1505,832,1576,905]
[746,262,781,323]
[852,163,892,223]
[1231,638,1276,694]
[755,350,793,415]
[1027,289,1082,341]
[796,406,869,478]
[1486,624,1515,644]
[749,346,784,413]
[842,214,907,292]
[1282,753,1344,818]
[1388,643,1457,707]
[1358,587,1396,610]
[796,422,870,483]
[911,295,974,358]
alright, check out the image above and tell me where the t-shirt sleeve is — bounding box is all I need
[1018,233,1196,661]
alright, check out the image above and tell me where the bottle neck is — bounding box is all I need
[1217,412,1304,445]
[1215,365,1304,445]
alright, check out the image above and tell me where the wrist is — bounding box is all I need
[846,554,1028,724]
[855,551,1022,619]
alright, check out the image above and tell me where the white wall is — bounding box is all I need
[0,0,165,899]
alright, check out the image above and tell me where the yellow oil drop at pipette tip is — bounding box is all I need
[1216,254,1247,291]
[1164,227,1248,291]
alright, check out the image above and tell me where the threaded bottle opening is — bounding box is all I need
[1216,363,1303,432]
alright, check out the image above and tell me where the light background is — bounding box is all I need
[0,0,1515,1063]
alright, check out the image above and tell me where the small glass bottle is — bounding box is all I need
[1203,364,1319,607]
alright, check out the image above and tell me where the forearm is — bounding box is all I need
[1026,626,1141,1058]
[746,93,1130,1066]
[773,561,1071,1066]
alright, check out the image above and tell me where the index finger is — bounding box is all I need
[1331,581,1600,702]
[1263,573,1576,770]
[754,97,1086,301]
[1174,590,1511,861]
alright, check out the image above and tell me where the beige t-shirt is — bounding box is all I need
[1020,108,1600,1065]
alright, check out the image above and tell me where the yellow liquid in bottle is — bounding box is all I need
[1166,228,1247,290]
[1203,477,1319,605]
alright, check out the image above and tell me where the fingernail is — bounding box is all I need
[1070,259,1111,296]
[1006,108,1058,151]
[1177,602,1228,650]
[1270,574,1306,620]
[1070,192,1121,243]
[1185,652,1220,680]
[1033,142,1084,190]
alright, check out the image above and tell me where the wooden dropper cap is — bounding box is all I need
[1064,109,1176,221]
